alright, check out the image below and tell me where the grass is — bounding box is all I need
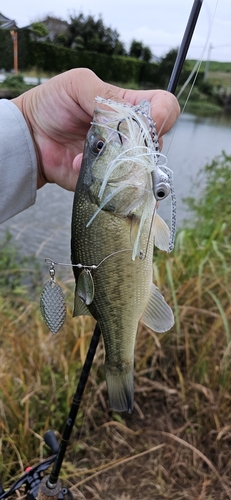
[187,60,231,73]
[1,153,231,499]
[179,98,222,115]
[0,74,35,98]
[20,68,57,80]
[208,71,231,89]
[178,82,224,115]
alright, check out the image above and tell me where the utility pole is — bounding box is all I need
[10,30,18,74]
[204,43,212,81]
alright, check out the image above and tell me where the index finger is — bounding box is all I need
[67,69,180,137]
[117,88,180,138]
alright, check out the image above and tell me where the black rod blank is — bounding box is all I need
[167,0,203,94]
[48,322,101,486]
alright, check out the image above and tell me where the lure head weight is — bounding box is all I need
[152,168,171,201]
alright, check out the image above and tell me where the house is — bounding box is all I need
[42,16,68,42]
[0,13,18,30]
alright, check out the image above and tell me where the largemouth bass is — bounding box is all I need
[71,97,174,413]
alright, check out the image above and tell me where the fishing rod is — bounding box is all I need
[0,2,204,499]
[167,0,203,94]
[46,322,101,487]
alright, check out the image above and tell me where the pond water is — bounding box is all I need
[1,111,231,277]
[159,111,231,225]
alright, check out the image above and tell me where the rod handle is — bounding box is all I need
[37,476,61,500]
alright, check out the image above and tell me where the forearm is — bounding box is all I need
[0,99,37,223]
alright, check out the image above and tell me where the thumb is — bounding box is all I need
[73,153,83,175]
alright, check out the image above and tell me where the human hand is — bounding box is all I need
[12,68,180,191]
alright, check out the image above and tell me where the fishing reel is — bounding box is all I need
[152,167,171,201]
[0,431,73,500]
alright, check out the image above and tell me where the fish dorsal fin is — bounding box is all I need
[141,283,174,333]
[153,213,170,252]
[73,287,93,317]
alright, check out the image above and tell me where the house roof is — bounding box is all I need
[0,13,18,29]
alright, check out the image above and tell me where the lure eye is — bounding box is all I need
[154,182,171,200]
[91,137,105,155]
[152,168,171,201]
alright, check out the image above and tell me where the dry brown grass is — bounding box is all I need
[1,273,231,499]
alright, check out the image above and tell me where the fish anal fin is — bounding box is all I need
[141,283,174,333]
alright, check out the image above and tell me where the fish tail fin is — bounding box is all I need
[105,365,134,414]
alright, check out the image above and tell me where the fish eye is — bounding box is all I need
[91,137,105,155]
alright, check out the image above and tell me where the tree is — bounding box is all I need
[66,13,126,56]
[129,40,143,59]
[157,48,190,88]
[142,46,152,63]
[30,22,48,41]
[113,39,127,56]
[129,39,152,62]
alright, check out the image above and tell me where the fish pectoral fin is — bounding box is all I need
[130,214,142,257]
[141,283,174,333]
[77,269,94,305]
[105,365,134,414]
[73,288,92,317]
[153,213,170,252]
[130,203,150,260]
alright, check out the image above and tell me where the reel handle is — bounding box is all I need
[44,431,59,454]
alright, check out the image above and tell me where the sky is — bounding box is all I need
[2,0,231,62]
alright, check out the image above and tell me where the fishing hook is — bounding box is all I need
[117,116,148,146]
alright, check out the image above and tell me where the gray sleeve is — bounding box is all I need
[0,99,37,223]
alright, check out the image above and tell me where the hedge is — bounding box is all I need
[0,29,160,86]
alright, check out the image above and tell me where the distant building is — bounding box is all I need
[151,54,161,63]
[0,13,18,30]
[41,16,68,42]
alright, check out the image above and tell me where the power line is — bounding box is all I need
[212,44,231,49]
